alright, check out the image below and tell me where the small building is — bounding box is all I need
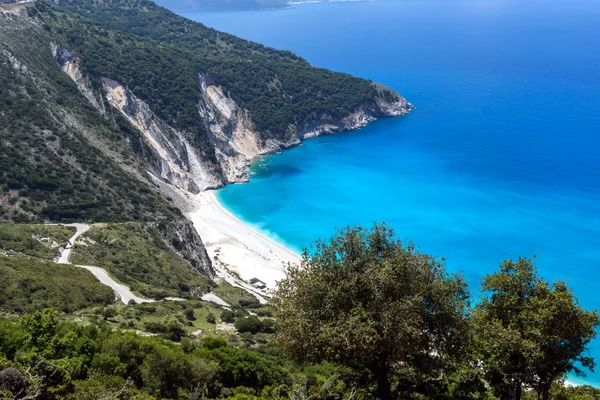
[249,278,266,289]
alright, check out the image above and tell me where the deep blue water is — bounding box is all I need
[183,0,600,384]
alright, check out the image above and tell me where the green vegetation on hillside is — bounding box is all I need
[0,225,599,399]
[70,223,213,299]
[0,224,75,260]
[0,309,352,399]
[211,281,262,309]
[0,14,182,223]
[33,0,396,139]
[0,256,114,313]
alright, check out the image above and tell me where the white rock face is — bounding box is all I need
[55,47,413,193]
[198,74,413,184]
[51,43,106,115]
[102,77,222,192]
[199,78,263,183]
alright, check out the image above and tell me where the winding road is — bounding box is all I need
[56,223,229,306]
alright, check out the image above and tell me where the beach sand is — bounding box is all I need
[189,190,302,289]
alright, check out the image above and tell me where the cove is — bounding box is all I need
[183,0,600,385]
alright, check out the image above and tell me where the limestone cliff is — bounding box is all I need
[101,77,223,192]
[54,51,412,191]
[198,74,413,184]
[51,43,106,115]
[157,219,215,279]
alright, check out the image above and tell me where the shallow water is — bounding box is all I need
[183,0,600,384]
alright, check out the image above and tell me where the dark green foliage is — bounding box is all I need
[273,224,471,400]
[206,312,216,324]
[143,322,186,341]
[0,256,114,313]
[0,16,181,224]
[234,316,271,334]
[185,309,196,321]
[0,310,351,399]
[196,345,289,391]
[474,257,600,400]
[238,298,261,309]
[0,224,74,260]
[221,309,236,323]
[36,0,390,140]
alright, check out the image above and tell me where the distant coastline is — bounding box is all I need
[157,0,377,13]
[288,0,375,4]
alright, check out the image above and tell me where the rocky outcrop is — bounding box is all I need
[51,43,106,115]
[199,75,263,183]
[157,218,215,279]
[102,77,223,192]
[52,45,412,190]
[54,48,412,191]
[199,74,414,183]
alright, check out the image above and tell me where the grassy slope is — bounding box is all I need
[212,281,262,308]
[0,224,75,260]
[0,256,115,313]
[71,223,212,299]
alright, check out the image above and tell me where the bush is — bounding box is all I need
[185,309,196,321]
[221,309,235,323]
[0,367,25,395]
[234,317,263,334]
[206,312,216,324]
[238,298,261,309]
[202,337,228,350]
[254,308,273,317]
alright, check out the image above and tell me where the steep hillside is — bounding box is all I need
[2,0,411,205]
[31,0,412,186]
[0,0,410,293]
[0,8,215,280]
[0,10,182,223]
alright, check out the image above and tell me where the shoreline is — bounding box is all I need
[188,190,302,289]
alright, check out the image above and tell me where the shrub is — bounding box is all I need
[185,309,196,321]
[234,317,263,334]
[206,312,216,324]
[0,367,25,395]
[221,309,235,323]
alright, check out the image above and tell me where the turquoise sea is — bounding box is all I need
[183,0,600,384]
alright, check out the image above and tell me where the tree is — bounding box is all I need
[272,224,470,400]
[206,312,216,324]
[474,257,599,400]
[185,309,196,321]
[20,308,57,354]
[221,309,236,323]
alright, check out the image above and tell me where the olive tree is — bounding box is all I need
[474,257,599,400]
[272,224,470,400]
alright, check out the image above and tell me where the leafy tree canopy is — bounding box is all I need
[474,257,600,400]
[272,224,471,400]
